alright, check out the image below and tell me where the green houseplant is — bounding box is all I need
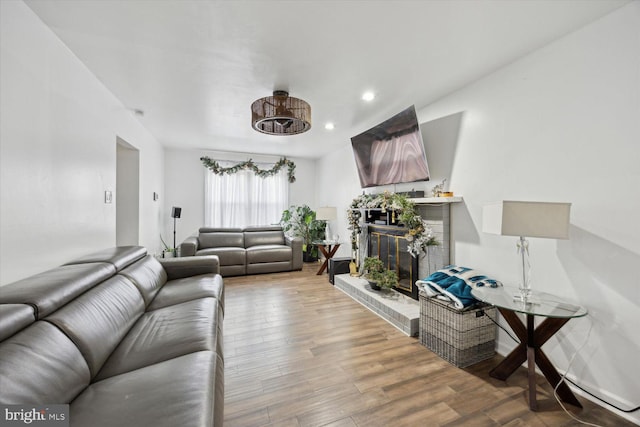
[363,256,399,290]
[160,234,176,258]
[280,205,326,262]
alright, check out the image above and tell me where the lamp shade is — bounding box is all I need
[482,201,571,239]
[316,207,337,221]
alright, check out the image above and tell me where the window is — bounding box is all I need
[204,163,288,228]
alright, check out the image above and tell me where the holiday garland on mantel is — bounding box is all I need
[347,191,438,257]
[200,156,296,183]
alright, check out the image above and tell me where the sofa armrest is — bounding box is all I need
[179,236,199,257]
[158,255,220,281]
[286,236,304,270]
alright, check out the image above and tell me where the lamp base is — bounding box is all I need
[513,236,536,304]
[512,290,540,306]
[518,286,532,301]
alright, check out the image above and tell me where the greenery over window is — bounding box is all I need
[200,156,296,183]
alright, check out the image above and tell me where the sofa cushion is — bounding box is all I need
[220,265,246,277]
[46,275,145,378]
[148,274,224,314]
[199,231,244,249]
[244,229,285,247]
[64,246,147,272]
[0,263,116,319]
[243,225,283,232]
[71,351,223,427]
[196,247,245,266]
[0,304,35,341]
[246,245,292,264]
[95,298,222,380]
[119,255,168,307]
[158,255,220,280]
[0,322,90,404]
[199,227,243,233]
[247,261,293,275]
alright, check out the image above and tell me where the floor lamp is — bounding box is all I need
[482,200,571,302]
[171,206,182,250]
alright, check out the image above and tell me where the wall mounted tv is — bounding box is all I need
[351,105,430,188]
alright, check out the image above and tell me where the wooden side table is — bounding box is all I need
[312,240,342,275]
[471,286,587,411]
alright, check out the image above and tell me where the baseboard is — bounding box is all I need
[494,340,639,425]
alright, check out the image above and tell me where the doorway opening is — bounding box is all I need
[116,137,140,246]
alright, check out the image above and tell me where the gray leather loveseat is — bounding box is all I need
[0,246,224,427]
[180,225,303,276]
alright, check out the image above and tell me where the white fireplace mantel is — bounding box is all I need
[409,196,463,204]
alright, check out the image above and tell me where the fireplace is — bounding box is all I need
[368,225,419,299]
[366,202,453,300]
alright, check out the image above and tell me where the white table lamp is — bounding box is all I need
[316,206,337,241]
[482,200,571,301]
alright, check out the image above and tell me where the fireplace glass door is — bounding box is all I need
[368,225,419,299]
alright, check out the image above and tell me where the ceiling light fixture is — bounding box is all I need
[325,122,335,130]
[362,91,375,102]
[251,90,311,135]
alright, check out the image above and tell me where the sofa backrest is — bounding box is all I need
[0,304,36,341]
[119,255,168,307]
[46,275,145,378]
[0,246,155,404]
[0,321,91,404]
[64,246,147,272]
[0,263,116,320]
[198,228,244,249]
[243,226,285,247]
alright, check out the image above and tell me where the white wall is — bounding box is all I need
[317,3,640,422]
[0,1,165,285]
[164,148,316,246]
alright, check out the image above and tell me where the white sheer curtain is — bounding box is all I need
[204,162,289,228]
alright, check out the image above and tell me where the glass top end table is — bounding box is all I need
[471,285,587,411]
[311,240,344,275]
[472,286,587,318]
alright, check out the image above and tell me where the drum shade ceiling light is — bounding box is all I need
[251,90,311,135]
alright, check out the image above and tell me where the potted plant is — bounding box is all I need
[363,256,399,290]
[160,234,176,258]
[279,205,326,262]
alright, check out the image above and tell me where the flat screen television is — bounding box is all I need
[351,105,430,188]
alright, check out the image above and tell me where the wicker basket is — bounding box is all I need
[419,292,497,368]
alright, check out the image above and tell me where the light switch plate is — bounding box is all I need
[105,191,113,204]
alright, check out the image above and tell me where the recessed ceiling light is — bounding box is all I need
[362,91,375,102]
[325,122,335,130]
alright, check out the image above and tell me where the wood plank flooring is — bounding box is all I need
[223,264,634,427]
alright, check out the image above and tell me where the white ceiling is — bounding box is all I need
[25,0,629,159]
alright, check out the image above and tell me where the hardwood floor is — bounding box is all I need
[223,264,633,427]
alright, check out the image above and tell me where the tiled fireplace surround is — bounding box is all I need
[368,202,452,299]
[335,199,459,335]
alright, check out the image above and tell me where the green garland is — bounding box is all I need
[200,156,296,183]
[348,191,438,257]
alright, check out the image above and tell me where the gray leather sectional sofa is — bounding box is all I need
[180,225,303,276]
[0,246,224,427]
